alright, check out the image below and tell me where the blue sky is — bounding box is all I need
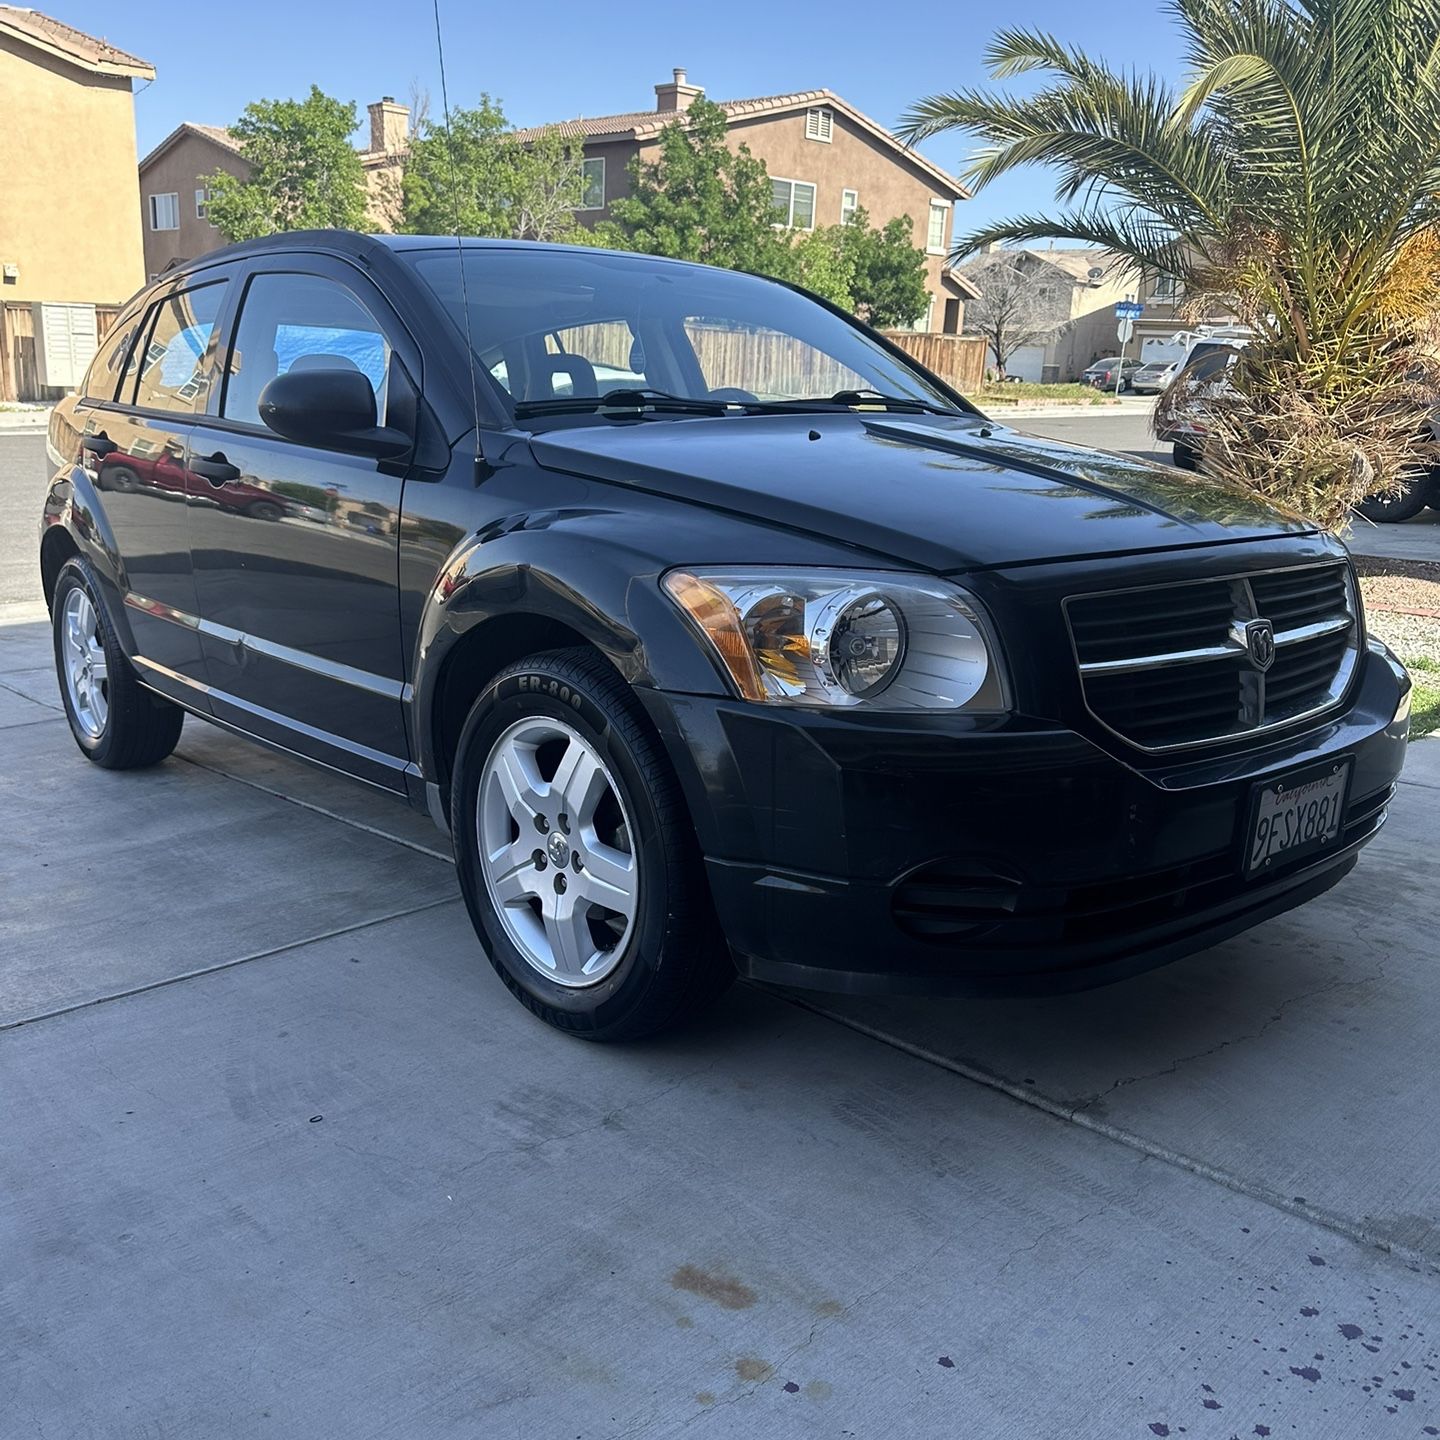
[65,0,1187,235]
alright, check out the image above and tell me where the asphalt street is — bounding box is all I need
[2,428,1438,1437]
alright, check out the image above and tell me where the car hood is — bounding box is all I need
[527,412,1316,572]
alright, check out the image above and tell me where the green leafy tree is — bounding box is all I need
[402,95,591,241]
[205,86,369,241]
[841,211,932,329]
[899,2,1440,528]
[596,98,793,274]
[787,225,858,309]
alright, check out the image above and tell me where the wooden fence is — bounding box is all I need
[1,303,120,403]
[879,331,988,396]
[552,321,989,400]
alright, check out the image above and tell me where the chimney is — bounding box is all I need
[368,96,410,155]
[654,67,703,113]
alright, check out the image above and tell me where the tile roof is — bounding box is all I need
[0,5,153,77]
[138,121,244,172]
[513,88,967,198]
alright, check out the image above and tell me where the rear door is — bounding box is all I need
[186,257,412,789]
[77,276,231,704]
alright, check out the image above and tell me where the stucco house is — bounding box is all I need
[0,6,151,400]
[963,246,1140,382]
[515,71,977,333]
[137,98,412,280]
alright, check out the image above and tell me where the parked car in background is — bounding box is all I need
[40,232,1411,1041]
[1081,357,1144,391]
[1130,359,1179,395]
[1154,339,1247,470]
[1158,339,1440,521]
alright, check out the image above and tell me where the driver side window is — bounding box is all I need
[222,271,392,427]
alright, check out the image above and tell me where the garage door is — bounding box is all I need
[1005,345,1045,382]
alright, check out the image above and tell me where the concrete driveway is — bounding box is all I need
[4,434,1440,1437]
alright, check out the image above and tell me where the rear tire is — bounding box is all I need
[1173,440,1201,471]
[1355,472,1430,523]
[451,647,733,1041]
[52,558,183,769]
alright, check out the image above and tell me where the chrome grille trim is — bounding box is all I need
[1077,612,1353,675]
[1064,560,1360,752]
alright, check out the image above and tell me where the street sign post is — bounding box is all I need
[1112,300,1142,394]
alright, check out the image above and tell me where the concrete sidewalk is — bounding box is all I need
[2,611,1438,1438]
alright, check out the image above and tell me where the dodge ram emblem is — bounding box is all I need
[1244,618,1276,672]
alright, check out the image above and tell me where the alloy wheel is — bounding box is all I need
[61,587,109,740]
[477,717,638,987]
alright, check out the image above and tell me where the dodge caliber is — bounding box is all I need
[40,233,1412,1039]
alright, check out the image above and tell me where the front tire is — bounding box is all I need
[451,648,733,1041]
[52,559,183,769]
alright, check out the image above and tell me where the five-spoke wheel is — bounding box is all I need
[451,648,734,1040]
[479,717,638,986]
[59,585,109,740]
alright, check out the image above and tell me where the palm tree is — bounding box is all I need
[901,0,1440,527]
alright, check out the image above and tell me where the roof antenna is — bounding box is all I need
[431,0,482,444]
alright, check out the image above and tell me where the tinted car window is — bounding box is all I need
[128,282,228,414]
[81,311,144,403]
[222,272,391,426]
[1184,343,1241,381]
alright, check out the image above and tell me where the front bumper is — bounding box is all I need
[639,642,1409,996]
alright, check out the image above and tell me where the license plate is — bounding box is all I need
[1244,759,1351,876]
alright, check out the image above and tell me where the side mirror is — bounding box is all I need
[257,368,410,459]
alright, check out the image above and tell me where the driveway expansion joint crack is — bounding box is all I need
[784,987,1439,1276]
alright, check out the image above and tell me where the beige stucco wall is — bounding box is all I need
[575,108,962,331]
[727,108,957,328]
[0,34,146,304]
[140,133,250,278]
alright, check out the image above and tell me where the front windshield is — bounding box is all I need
[401,245,968,417]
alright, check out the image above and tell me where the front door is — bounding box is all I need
[187,262,410,789]
[81,277,230,702]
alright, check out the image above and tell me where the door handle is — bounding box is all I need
[191,453,240,486]
[82,433,117,457]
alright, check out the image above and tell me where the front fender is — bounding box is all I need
[408,514,730,784]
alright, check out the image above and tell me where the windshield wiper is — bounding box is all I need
[742,389,968,417]
[513,388,728,420]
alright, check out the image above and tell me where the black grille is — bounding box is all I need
[1066,562,1358,750]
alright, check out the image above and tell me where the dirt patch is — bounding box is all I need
[735,1356,774,1383]
[670,1264,756,1311]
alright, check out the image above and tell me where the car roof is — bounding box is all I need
[157,228,759,287]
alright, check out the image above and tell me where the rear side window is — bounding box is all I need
[127,282,228,414]
[222,271,391,427]
[81,312,144,402]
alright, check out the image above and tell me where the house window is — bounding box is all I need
[805,107,833,143]
[195,187,212,222]
[926,200,949,254]
[772,178,817,229]
[1151,272,1180,301]
[148,193,180,232]
[840,188,859,225]
[579,157,605,211]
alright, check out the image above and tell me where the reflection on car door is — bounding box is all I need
[78,278,229,703]
[186,261,410,789]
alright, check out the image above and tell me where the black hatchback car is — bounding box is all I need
[41,232,1411,1039]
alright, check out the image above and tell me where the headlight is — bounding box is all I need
[662,568,1008,711]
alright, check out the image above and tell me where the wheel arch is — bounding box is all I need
[425,612,616,797]
[408,527,727,796]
